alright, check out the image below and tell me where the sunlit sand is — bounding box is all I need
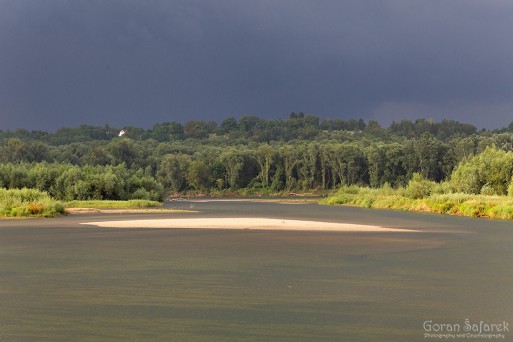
[81,217,417,232]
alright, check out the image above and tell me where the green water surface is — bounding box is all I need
[1,201,512,341]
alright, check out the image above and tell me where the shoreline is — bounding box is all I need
[66,207,192,214]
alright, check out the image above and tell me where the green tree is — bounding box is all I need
[183,120,215,139]
[186,160,210,191]
[413,133,441,180]
[1,138,32,162]
[156,154,191,192]
[29,141,51,162]
[254,144,274,188]
[83,146,112,165]
[220,149,244,189]
[217,117,238,135]
[107,138,140,167]
[366,145,386,188]
[450,146,513,195]
[279,146,300,190]
[150,122,184,141]
[297,143,320,190]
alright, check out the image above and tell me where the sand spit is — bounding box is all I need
[81,217,417,232]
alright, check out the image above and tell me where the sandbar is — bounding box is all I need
[81,217,417,232]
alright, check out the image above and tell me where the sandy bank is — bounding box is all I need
[66,208,192,214]
[81,217,417,232]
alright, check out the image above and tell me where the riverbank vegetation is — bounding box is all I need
[0,188,64,217]
[324,147,513,218]
[323,184,513,219]
[3,114,513,218]
[63,200,162,209]
[0,163,164,201]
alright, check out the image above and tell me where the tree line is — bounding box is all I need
[2,115,513,200]
[0,163,163,201]
[0,114,487,145]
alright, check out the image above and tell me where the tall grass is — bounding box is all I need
[0,188,64,217]
[63,199,162,208]
[323,185,513,219]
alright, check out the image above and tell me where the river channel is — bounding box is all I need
[1,200,511,341]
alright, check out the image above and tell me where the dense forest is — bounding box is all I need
[2,114,513,202]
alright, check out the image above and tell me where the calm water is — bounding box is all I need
[1,201,512,341]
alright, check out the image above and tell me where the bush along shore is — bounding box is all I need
[63,199,162,209]
[323,176,513,219]
[0,188,65,218]
[322,146,513,219]
[0,190,165,218]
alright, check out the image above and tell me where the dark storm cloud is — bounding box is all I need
[1,0,512,130]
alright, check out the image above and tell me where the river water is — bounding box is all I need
[1,200,512,341]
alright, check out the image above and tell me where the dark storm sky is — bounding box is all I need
[1,0,513,131]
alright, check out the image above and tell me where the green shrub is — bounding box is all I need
[356,194,376,208]
[336,185,361,195]
[488,205,513,219]
[0,188,64,217]
[64,199,161,208]
[130,188,153,200]
[450,146,513,195]
[432,181,453,195]
[508,176,513,197]
[480,184,497,196]
[403,173,436,199]
[378,182,395,196]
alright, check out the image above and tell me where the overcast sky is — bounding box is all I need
[1,0,513,131]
